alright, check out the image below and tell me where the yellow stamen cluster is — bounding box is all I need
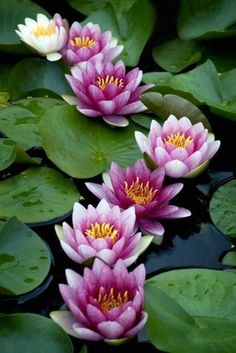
[70,36,95,48]
[85,222,118,242]
[96,75,124,90]
[164,132,192,149]
[96,287,129,313]
[33,24,56,37]
[124,177,157,205]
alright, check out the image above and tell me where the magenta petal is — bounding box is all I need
[85,183,109,200]
[132,264,146,287]
[88,84,105,102]
[170,147,189,161]
[103,115,129,127]
[119,101,147,114]
[184,151,202,170]
[97,321,124,339]
[73,325,103,341]
[114,91,130,109]
[162,207,191,219]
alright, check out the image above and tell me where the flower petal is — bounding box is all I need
[97,321,124,339]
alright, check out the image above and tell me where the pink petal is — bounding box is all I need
[103,115,129,127]
[50,311,78,337]
[158,183,184,203]
[78,244,98,260]
[86,304,106,325]
[88,84,105,102]
[178,117,192,131]
[138,219,165,236]
[162,114,178,136]
[154,147,171,166]
[98,100,116,115]
[184,151,202,170]
[125,311,148,338]
[202,140,221,163]
[134,131,148,153]
[119,101,147,115]
[117,307,136,331]
[97,321,124,339]
[114,91,130,109]
[65,269,83,289]
[97,249,117,266]
[61,241,84,263]
[132,263,146,287]
[164,160,189,178]
[78,108,101,117]
[73,325,103,340]
[170,147,189,161]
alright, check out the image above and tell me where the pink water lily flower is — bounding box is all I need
[50,259,147,343]
[86,160,191,236]
[61,21,123,67]
[135,115,221,178]
[55,199,152,267]
[63,60,154,127]
[16,13,68,61]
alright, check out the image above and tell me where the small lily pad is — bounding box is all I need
[146,268,236,353]
[0,167,80,224]
[0,139,38,171]
[209,179,236,237]
[0,218,51,295]
[0,313,73,353]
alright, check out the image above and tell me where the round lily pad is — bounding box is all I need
[209,179,236,237]
[145,268,236,353]
[0,167,80,224]
[40,105,146,178]
[0,217,51,295]
[0,313,73,353]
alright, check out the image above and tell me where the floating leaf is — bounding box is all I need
[178,0,236,40]
[0,98,65,150]
[152,38,202,73]
[0,313,73,353]
[68,0,136,15]
[8,58,71,100]
[146,269,236,353]
[222,250,236,267]
[210,179,236,237]
[0,0,49,52]
[0,139,38,171]
[84,0,156,66]
[140,92,211,129]
[0,218,51,295]
[40,105,146,179]
[0,167,80,224]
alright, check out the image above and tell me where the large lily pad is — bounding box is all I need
[84,0,156,66]
[178,0,236,40]
[68,0,136,15]
[0,0,49,52]
[146,268,236,353]
[209,179,236,237]
[0,139,38,171]
[40,105,146,179]
[0,313,73,353]
[8,58,71,100]
[0,167,80,224]
[0,98,65,150]
[0,218,50,295]
[152,38,202,73]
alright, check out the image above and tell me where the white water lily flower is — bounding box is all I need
[16,13,68,61]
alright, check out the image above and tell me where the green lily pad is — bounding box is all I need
[146,268,236,353]
[39,105,146,179]
[222,250,236,267]
[0,313,73,353]
[152,38,202,73]
[84,0,156,66]
[8,58,71,100]
[68,0,136,15]
[140,92,211,130]
[0,0,49,53]
[178,0,236,40]
[0,139,38,171]
[0,98,65,150]
[209,179,236,237]
[0,218,51,295]
[0,167,80,224]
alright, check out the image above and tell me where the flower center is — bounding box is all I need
[96,287,129,313]
[124,177,157,205]
[84,222,118,242]
[164,132,192,148]
[70,36,95,48]
[33,24,56,37]
[96,75,124,90]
